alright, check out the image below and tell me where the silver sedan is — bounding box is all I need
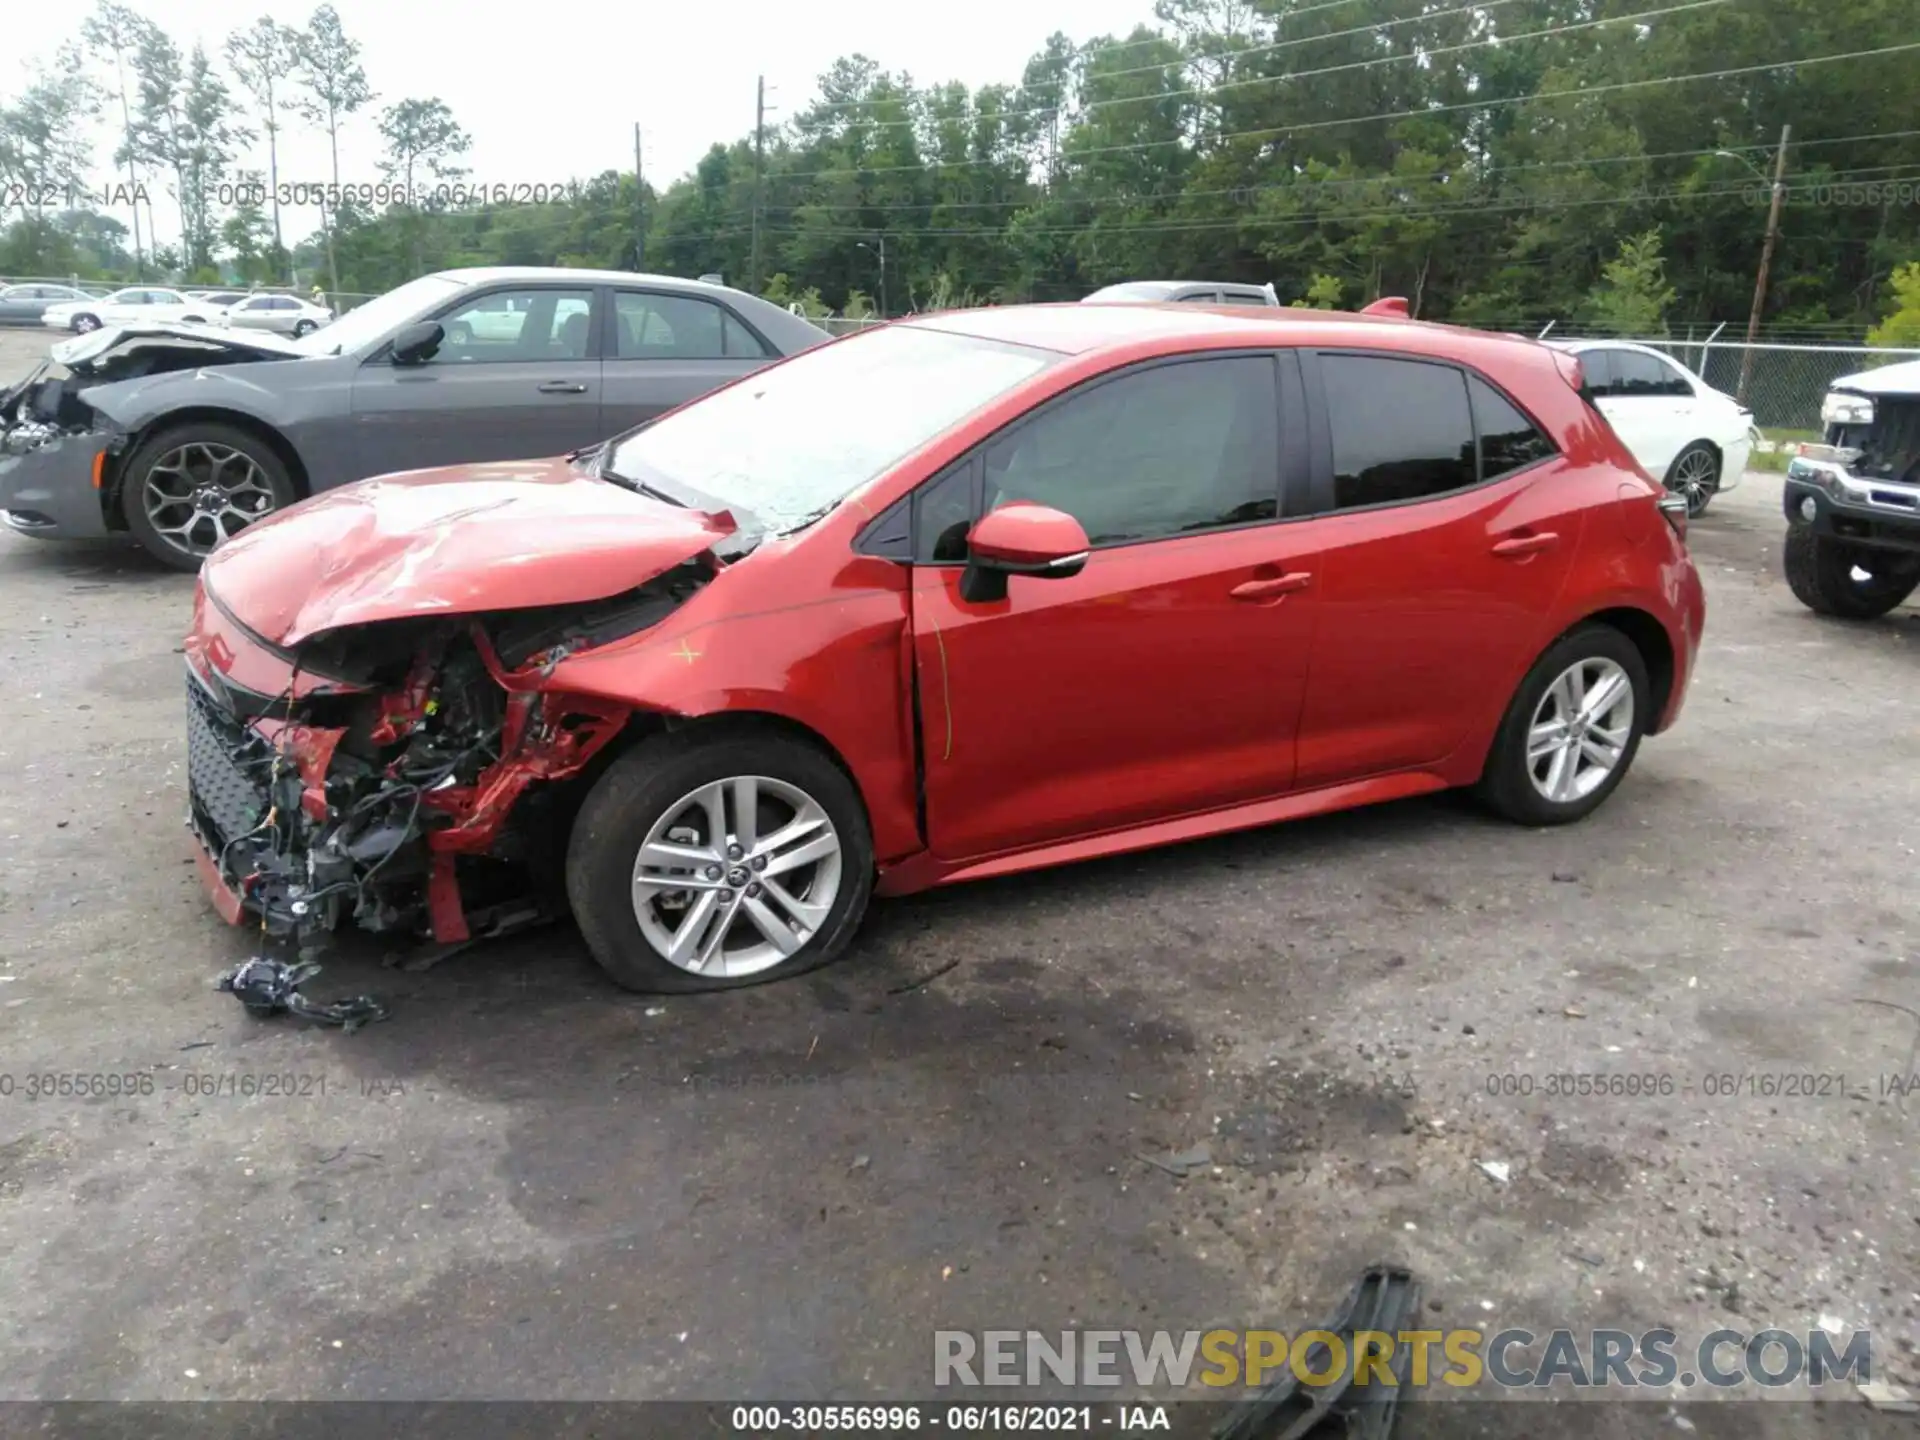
[219,293,334,337]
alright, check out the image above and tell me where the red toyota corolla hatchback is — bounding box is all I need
[183,303,1705,992]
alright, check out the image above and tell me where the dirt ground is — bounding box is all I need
[1,326,1917,1434]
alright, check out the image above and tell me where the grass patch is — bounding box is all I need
[1749,427,1821,473]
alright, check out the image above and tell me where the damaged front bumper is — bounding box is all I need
[0,417,116,539]
[1785,446,1920,556]
[184,620,634,952]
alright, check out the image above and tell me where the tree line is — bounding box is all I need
[1,0,1917,340]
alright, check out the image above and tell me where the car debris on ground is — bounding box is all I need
[215,956,387,1030]
[1213,1264,1420,1440]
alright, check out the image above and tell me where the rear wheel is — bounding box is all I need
[292,319,317,337]
[566,730,874,993]
[1782,525,1920,619]
[72,313,100,333]
[1665,441,1720,517]
[120,422,298,572]
[1478,625,1649,826]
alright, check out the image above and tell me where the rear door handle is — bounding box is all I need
[1491,531,1559,557]
[1231,571,1313,600]
[537,380,590,394]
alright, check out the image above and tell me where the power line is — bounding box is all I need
[798,0,1438,112]
[788,0,1722,138]
[741,170,1920,241]
[757,142,1920,217]
[796,0,1535,122]
[770,42,1920,182]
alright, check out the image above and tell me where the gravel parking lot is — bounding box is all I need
[1,325,1917,1433]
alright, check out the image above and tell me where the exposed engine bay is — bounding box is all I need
[1846,395,1920,485]
[187,563,710,953]
[3,326,299,458]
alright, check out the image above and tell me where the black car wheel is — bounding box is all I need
[1477,624,1650,827]
[120,422,298,572]
[1664,441,1720,518]
[292,319,317,337]
[72,313,100,333]
[1783,525,1920,619]
[567,728,874,993]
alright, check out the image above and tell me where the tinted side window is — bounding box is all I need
[913,464,977,563]
[1653,356,1695,397]
[1579,349,1616,397]
[614,292,744,360]
[1322,355,1475,509]
[1469,376,1558,480]
[1611,351,1671,397]
[723,311,772,358]
[437,288,594,362]
[981,357,1279,547]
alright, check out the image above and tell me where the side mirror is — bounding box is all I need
[390,320,444,365]
[959,502,1091,603]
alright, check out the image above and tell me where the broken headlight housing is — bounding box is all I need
[2,422,61,455]
[1821,391,1875,427]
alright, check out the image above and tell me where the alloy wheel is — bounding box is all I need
[73,315,99,333]
[1526,657,1635,804]
[1670,448,1717,516]
[141,442,280,558]
[630,775,844,979]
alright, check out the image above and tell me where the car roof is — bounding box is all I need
[901,301,1530,362]
[1550,339,1683,363]
[425,265,756,298]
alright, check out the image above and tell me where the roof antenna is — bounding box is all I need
[1360,296,1410,318]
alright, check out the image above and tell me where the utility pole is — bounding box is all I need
[633,123,646,270]
[751,76,766,293]
[1738,123,1791,405]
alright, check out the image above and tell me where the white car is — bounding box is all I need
[219,293,334,338]
[41,287,228,335]
[1551,340,1758,516]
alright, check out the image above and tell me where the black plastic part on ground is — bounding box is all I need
[1213,1264,1422,1440]
[215,956,389,1030]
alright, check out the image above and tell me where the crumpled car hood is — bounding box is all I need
[52,321,307,371]
[1831,356,1920,398]
[201,456,736,647]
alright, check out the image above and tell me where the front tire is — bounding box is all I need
[120,422,298,572]
[1665,441,1720,517]
[1782,525,1920,619]
[292,319,317,337]
[1477,625,1649,826]
[566,729,874,993]
[72,313,100,333]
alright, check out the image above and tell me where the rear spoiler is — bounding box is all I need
[1360,296,1410,318]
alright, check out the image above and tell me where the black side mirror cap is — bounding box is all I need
[390,320,444,365]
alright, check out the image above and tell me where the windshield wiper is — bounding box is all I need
[598,457,688,508]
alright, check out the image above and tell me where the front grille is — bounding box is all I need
[186,671,274,850]
[1861,398,1920,484]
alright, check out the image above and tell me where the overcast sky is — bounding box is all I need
[11,0,1159,254]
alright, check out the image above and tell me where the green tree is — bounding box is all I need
[1585,229,1677,337]
[294,4,375,293]
[1867,263,1920,349]
[225,17,301,277]
[1290,274,1343,309]
[81,3,157,278]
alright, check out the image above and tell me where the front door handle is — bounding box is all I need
[1491,531,1560,557]
[537,380,590,394]
[1231,571,1313,600]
